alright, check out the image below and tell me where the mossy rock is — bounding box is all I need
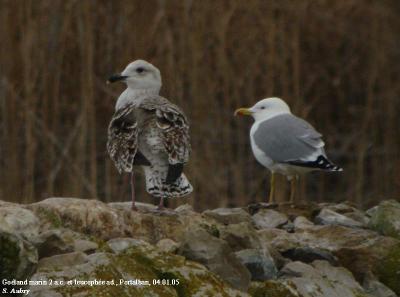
[249,281,298,297]
[30,240,248,297]
[375,243,400,295]
[368,200,400,240]
[0,231,37,280]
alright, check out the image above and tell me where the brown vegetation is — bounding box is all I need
[0,0,399,210]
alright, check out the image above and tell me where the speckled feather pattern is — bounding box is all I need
[107,95,192,198]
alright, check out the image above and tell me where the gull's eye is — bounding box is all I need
[260,106,266,110]
[136,67,145,73]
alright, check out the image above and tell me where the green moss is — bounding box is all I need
[249,281,298,297]
[36,207,62,228]
[375,243,400,295]
[201,223,220,238]
[156,271,188,297]
[0,233,21,278]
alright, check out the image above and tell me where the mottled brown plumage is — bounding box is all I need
[106,60,192,210]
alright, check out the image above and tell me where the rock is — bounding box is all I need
[252,209,288,229]
[235,248,278,281]
[29,198,127,239]
[37,251,88,271]
[178,227,251,291]
[0,206,40,238]
[363,275,398,297]
[281,247,337,265]
[315,208,365,228]
[73,239,98,253]
[30,238,250,297]
[219,222,261,251]
[373,243,400,295]
[107,237,151,254]
[249,281,299,297]
[109,201,158,212]
[174,203,194,213]
[34,229,75,258]
[278,260,369,297]
[203,207,251,225]
[293,216,314,230]
[368,200,400,240]
[0,231,38,280]
[156,238,179,253]
[258,224,400,295]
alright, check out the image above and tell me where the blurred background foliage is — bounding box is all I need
[0,0,399,210]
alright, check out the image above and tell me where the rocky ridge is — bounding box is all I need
[0,198,400,297]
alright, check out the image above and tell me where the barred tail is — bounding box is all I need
[144,167,193,198]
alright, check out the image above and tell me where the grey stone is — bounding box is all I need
[37,251,88,271]
[315,208,365,228]
[293,216,314,230]
[281,247,337,265]
[0,206,40,239]
[278,260,370,297]
[252,209,288,229]
[363,276,398,297]
[174,203,194,213]
[368,200,400,240]
[203,207,251,225]
[219,222,261,251]
[73,239,98,253]
[34,229,75,258]
[107,237,151,254]
[0,231,38,280]
[235,248,277,281]
[156,238,179,253]
[178,227,251,291]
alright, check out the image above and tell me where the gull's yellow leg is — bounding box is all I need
[289,177,297,204]
[268,173,275,204]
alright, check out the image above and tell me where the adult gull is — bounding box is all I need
[235,97,342,203]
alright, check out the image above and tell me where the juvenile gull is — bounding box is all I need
[235,97,342,203]
[107,60,192,210]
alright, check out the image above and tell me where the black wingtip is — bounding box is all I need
[286,155,343,172]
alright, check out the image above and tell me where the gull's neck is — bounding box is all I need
[115,87,160,110]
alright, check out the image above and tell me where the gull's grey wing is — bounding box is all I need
[140,96,190,184]
[107,104,149,173]
[253,114,325,163]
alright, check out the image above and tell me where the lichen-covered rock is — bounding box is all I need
[0,206,40,238]
[30,237,249,297]
[37,251,88,271]
[1,198,399,297]
[276,260,370,297]
[28,198,127,239]
[235,248,278,281]
[363,275,398,297]
[178,227,251,291]
[156,238,180,254]
[368,200,400,240]
[203,207,252,225]
[258,224,400,294]
[293,216,314,230]
[252,209,288,229]
[374,243,400,295]
[34,229,75,258]
[219,222,261,251]
[0,231,38,283]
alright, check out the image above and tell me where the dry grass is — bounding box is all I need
[0,0,399,210]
